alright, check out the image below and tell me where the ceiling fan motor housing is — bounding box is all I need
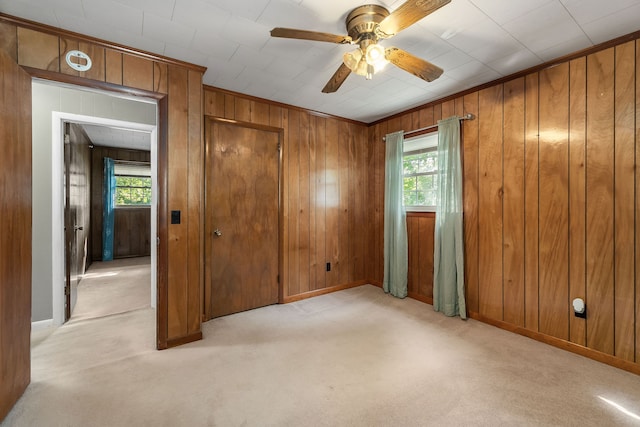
[346,4,390,44]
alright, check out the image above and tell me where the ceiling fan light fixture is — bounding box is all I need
[343,49,370,77]
[272,0,450,93]
[357,59,385,79]
[355,58,369,77]
[343,48,363,72]
[366,64,374,80]
[343,46,388,80]
[365,43,386,66]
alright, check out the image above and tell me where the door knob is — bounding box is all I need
[214,229,222,237]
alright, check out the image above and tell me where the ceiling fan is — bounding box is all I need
[270,0,451,93]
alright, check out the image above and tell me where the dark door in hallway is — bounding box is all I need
[64,123,91,320]
[204,119,281,319]
[0,49,32,422]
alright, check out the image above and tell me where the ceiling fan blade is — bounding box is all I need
[385,47,443,82]
[270,28,352,44]
[322,63,352,93]
[378,0,451,37]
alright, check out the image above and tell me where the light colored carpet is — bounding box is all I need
[4,285,640,426]
[70,256,151,322]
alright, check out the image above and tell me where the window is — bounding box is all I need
[114,162,151,206]
[403,132,438,211]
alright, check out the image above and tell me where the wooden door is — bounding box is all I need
[64,123,89,320]
[204,119,281,319]
[64,128,77,320]
[0,50,32,421]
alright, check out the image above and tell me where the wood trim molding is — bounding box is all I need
[166,331,203,349]
[204,85,368,127]
[282,281,369,303]
[368,283,432,304]
[406,211,436,218]
[405,297,640,375]
[370,29,640,126]
[468,312,640,376]
[25,66,165,100]
[277,124,285,305]
[408,292,433,305]
[407,283,640,375]
[207,116,285,134]
[156,96,169,350]
[407,289,640,375]
[0,13,207,73]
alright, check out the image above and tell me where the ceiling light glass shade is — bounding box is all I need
[343,45,388,80]
[343,48,363,72]
[365,44,386,67]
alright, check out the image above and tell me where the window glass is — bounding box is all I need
[402,132,438,211]
[115,162,151,206]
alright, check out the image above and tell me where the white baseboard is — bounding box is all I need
[32,319,54,332]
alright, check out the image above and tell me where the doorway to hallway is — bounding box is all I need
[31,80,159,328]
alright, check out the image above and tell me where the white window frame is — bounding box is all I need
[114,162,152,207]
[403,131,438,212]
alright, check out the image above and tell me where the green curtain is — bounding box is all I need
[102,157,116,261]
[383,131,408,298]
[433,117,466,318]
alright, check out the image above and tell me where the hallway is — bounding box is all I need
[70,256,151,322]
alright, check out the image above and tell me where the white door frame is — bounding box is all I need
[51,112,158,326]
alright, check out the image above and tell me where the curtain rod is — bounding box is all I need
[382,113,475,141]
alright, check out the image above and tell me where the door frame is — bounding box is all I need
[26,68,170,349]
[203,116,284,319]
[63,122,73,321]
[52,111,158,326]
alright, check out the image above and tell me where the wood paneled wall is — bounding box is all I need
[4,23,171,93]
[1,14,204,348]
[90,146,151,260]
[369,38,640,371]
[113,208,151,258]
[203,88,369,301]
[0,47,32,422]
[407,212,435,303]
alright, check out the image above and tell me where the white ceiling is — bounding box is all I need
[82,124,151,151]
[3,0,640,122]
